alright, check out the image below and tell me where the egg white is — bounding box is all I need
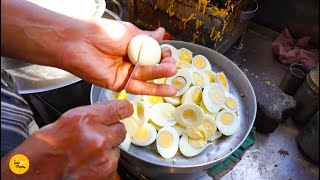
[179,131,211,157]
[204,70,217,83]
[160,44,179,61]
[120,133,131,151]
[172,123,186,136]
[166,69,192,96]
[190,68,210,88]
[156,126,180,159]
[222,92,239,113]
[215,110,239,136]
[105,89,141,101]
[182,86,202,105]
[207,131,223,142]
[216,72,230,92]
[192,55,211,71]
[177,48,193,63]
[173,104,204,127]
[202,83,226,113]
[149,103,177,127]
[131,123,157,146]
[164,96,182,106]
[143,95,164,107]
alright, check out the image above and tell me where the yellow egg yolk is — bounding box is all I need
[179,50,192,62]
[182,109,196,121]
[193,72,204,87]
[187,127,204,139]
[205,71,215,82]
[192,88,202,104]
[221,112,234,125]
[218,73,227,88]
[225,97,237,110]
[208,87,225,104]
[201,119,216,137]
[133,127,150,144]
[188,137,206,148]
[148,96,164,105]
[194,57,206,69]
[158,131,173,148]
[172,76,187,90]
[149,119,162,131]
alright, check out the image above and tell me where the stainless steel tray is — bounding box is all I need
[90,40,256,177]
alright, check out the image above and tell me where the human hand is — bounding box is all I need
[57,19,177,96]
[1,100,133,179]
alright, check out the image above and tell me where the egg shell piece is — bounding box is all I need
[182,86,202,105]
[149,103,177,127]
[192,55,211,71]
[207,131,223,142]
[128,35,161,66]
[202,83,226,113]
[131,123,157,146]
[215,110,239,136]
[179,131,211,157]
[222,92,239,113]
[156,126,180,159]
[173,104,205,127]
[120,133,131,151]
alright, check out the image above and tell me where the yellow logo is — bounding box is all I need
[9,154,30,175]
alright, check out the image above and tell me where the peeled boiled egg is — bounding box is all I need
[173,104,204,127]
[156,126,180,159]
[216,72,230,92]
[177,48,193,63]
[149,103,176,127]
[128,35,161,66]
[164,96,182,106]
[166,69,192,96]
[202,83,226,113]
[131,123,157,146]
[131,101,150,127]
[199,100,217,117]
[149,119,162,131]
[190,68,210,88]
[143,95,164,107]
[121,118,139,137]
[160,44,179,61]
[204,70,217,83]
[215,110,239,136]
[179,131,211,157]
[207,131,222,142]
[120,134,132,151]
[175,60,193,69]
[153,77,167,84]
[222,92,239,113]
[105,89,141,101]
[200,115,217,138]
[172,123,186,136]
[182,86,202,105]
[192,55,211,71]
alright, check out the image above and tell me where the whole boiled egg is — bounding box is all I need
[216,72,230,92]
[128,35,161,66]
[215,110,239,136]
[222,92,239,113]
[149,103,176,127]
[202,83,226,113]
[182,86,202,105]
[160,44,179,61]
[156,126,180,159]
[192,55,211,71]
[177,48,193,63]
[105,89,141,101]
[190,68,210,88]
[173,104,204,127]
[143,95,164,107]
[131,123,157,146]
[179,131,211,157]
[166,69,192,96]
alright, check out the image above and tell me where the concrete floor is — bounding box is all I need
[218,26,319,180]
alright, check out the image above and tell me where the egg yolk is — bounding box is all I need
[193,72,204,87]
[217,73,227,88]
[187,127,204,139]
[172,76,187,90]
[208,87,225,104]
[176,61,192,69]
[182,109,196,121]
[225,97,237,110]
[133,127,151,144]
[134,103,144,120]
[188,137,206,148]
[194,57,206,69]
[192,88,202,104]
[221,112,234,125]
[158,131,173,148]
[205,71,215,82]
[179,50,192,62]
[148,96,164,105]
[111,91,119,99]
[149,119,162,131]
[201,119,217,137]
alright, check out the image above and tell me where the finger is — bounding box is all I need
[70,100,134,126]
[160,57,175,64]
[101,147,120,178]
[161,47,171,58]
[142,27,165,42]
[105,123,127,148]
[133,63,177,81]
[126,81,177,96]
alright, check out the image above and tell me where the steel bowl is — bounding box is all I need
[90,40,256,178]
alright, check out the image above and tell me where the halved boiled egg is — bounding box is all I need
[215,110,239,136]
[131,101,150,127]
[207,131,222,142]
[216,72,230,92]
[222,92,239,113]
[175,60,193,69]
[199,99,217,117]
[160,44,179,61]
[121,118,139,137]
[131,123,157,146]
[164,96,182,106]
[143,95,164,107]
[156,126,180,159]
[177,48,193,63]
[149,119,162,131]
[153,77,167,84]
[173,104,204,127]
[200,115,217,138]
[182,86,202,105]
[192,55,211,71]
[179,131,211,157]
[166,69,192,96]
[172,123,186,136]
[105,89,141,101]
[204,70,216,83]
[202,83,226,113]
[120,134,131,151]
[190,68,210,88]
[149,103,176,127]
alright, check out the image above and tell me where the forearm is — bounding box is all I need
[1,0,94,68]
